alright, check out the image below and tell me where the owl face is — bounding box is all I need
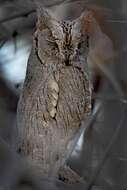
[38,8,90,64]
[53,21,82,64]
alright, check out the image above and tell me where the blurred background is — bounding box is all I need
[0,0,127,189]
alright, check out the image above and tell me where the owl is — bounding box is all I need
[16,7,113,183]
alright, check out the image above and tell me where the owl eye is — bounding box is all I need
[46,38,56,43]
[46,38,59,49]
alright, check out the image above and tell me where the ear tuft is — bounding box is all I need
[36,17,47,31]
[36,7,57,31]
[72,10,93,37]
[36,7,50,30]
[79,10,94,34]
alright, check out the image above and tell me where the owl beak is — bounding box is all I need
[65,57,70,66]
[64,51,70,65]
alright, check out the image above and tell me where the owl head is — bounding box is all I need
[36,8,113,67]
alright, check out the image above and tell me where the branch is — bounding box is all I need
[93,93,127,104]
[63,102,102,166]
[0,0,80,24]
[0,9,35,24]
[44,0,87,7]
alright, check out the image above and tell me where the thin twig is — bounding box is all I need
[90,55,125,98]
[0,9,35,24]
[63,102,102,165]
[47,0,89,7]
[0,40,6,48]
[0,0,90,24]
[46,0,67,7]
[107,19,127,24]
[93,93,127,104]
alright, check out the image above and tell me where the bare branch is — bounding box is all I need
[0,9,35,24]
[0,0,82,24]
[89,55,125,98]
[107,19,127,23]
[63,102,102,165]
[93,93,127,104]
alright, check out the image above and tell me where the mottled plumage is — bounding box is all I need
[16,8,93,183]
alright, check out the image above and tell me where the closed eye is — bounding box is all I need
[46,38,56,43]
[46,38,59,49]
